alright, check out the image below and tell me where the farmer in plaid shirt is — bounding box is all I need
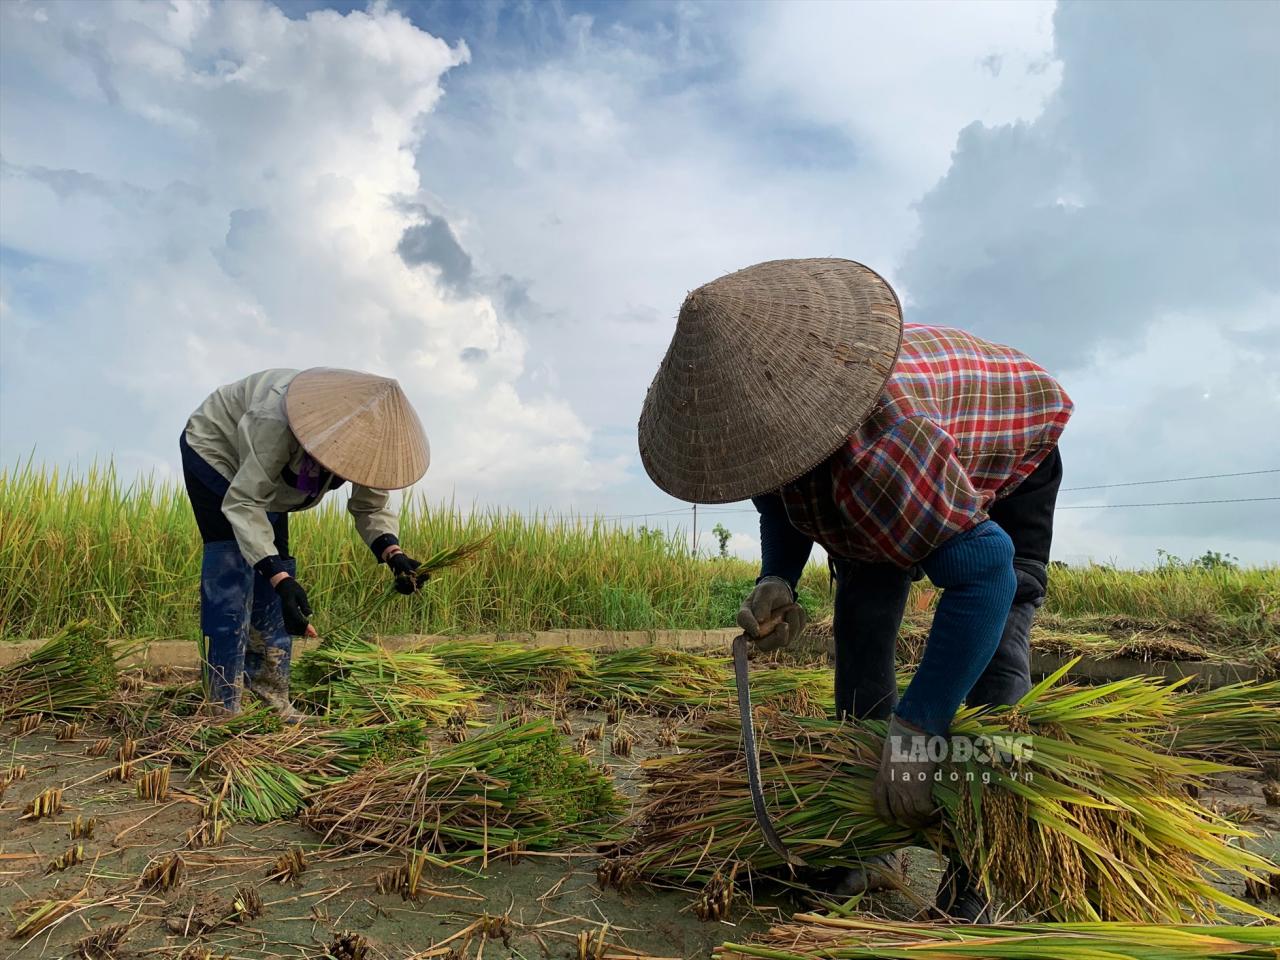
[639,259,1072,921]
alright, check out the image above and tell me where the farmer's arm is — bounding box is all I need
[831,417,1015,735]
[348,484,401,563]
[736,494,814,649]
[222,413,295,580]
[751,492,813,595]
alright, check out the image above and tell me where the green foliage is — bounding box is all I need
[711,522,732,559]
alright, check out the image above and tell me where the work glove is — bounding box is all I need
[273,576,313,637]
[872,714,941,829]
[736,576,807,652]
[387,551,428,595]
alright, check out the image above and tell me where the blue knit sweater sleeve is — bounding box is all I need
[752,493,814,596]
[895,520,1017,735]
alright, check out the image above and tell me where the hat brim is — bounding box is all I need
[285,368,430,490]
[638,259,902,504]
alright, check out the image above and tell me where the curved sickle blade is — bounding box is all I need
[732,632,807,868]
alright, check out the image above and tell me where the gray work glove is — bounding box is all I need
[872,714,941,829]
[736,576,807,652]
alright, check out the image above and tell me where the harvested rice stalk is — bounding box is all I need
[148,708,424,823]
[0,622,121,720]
[136,764,171,802]
[117,738,137,762]
[374,851,429,900]
[611,725,634,758]
[137,852,185,891]
[294,631,480,725]
[106,761,133,782]
[228,884,263,923]
[55,721,83,741]
[12,891,82,939]
[22,786,64,819]
[407,536,493,584]
[1245,872,1280,900]
[86,737,112,758]
[268,845,308,884]
[584,720,605,742]
[1264,782,1280,806]
[714,916,1280,960]
[303,720,621,861]
[417,638,593,694]
[695,863,738,922]
[574,647,728,713]
[46,844,84,873]
[606,700,625,724]
[656,719,679,750]
[1163,679,1280,763]
[727,667,834,718]
[69,815,96,839]
[325,932,369,960]
[74,922,131,960]
[608,664,1278,922]
[2,764,26,785]
[16,712,42,735]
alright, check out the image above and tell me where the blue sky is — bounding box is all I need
[1,0,1277,565]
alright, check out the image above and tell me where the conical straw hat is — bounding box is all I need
[638,259,902,503]
[285,368,429,490]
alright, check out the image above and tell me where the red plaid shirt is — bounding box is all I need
[781,325,1072,567]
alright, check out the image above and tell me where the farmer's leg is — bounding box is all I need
[966,448,1061,708]
[832,558,913,721]
[245,514,303,720]
[939,448,1062,922]
[828,557,913,897]
[181,434,252,713]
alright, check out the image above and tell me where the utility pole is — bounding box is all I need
[692,504,698,557]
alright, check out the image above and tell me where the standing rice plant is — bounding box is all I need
[606,664,1276,922]
[715,915,1280,960]
[303,719,621,861]
[0,620,121,719]
[293,631,480,725]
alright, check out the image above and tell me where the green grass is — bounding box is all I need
[1,463,1275,644]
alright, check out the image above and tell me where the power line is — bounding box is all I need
[1056,496,1280,510]
[1061,468,1279,492]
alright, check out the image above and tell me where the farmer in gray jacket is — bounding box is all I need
[181,368,431,718]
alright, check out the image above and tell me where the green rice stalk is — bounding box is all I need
[573,647,729,712]
[294,631,480,725]
[608,663,1277,923]
[715,915,1280,960]
[136,704,425,823]
[1162,679,1280,763]
[415,638,593,694]
[303,719,621,861]
[0,621,122,719]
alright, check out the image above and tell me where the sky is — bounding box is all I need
[1,0,1277,567]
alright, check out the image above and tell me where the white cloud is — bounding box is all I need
[0,0,620,500]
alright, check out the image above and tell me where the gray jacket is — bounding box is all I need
[184,369,398,568]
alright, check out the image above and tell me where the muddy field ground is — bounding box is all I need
[2,667,1278,960]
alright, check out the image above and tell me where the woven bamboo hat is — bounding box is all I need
[285,368,429,490]
[638,259,902,503]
